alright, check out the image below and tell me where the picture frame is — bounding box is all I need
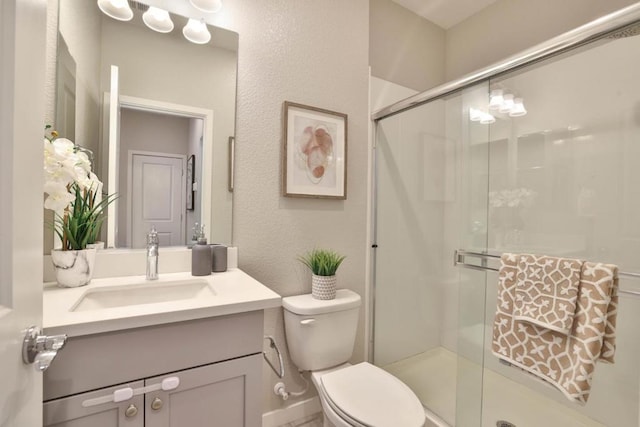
[186,154,195,210]
[282,101,347,199]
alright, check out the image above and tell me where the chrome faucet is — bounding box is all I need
[146,226,159,280]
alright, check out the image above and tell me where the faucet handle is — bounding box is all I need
[147,226,159,246]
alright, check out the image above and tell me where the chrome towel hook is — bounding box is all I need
[263,335,285,378]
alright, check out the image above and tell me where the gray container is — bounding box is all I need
[192,239,212,276]
[211,244,227,272]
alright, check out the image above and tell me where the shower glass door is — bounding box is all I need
[373,82,491,426]
[476,27,640,427]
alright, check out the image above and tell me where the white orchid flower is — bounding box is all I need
[43,181,75,211]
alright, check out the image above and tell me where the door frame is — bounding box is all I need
[126,150,187,248]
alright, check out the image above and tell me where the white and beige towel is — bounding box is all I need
[492,253,618,404]
[513,254,582,334]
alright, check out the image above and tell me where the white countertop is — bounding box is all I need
[43,269,282,337]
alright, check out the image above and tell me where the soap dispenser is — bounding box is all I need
[191,225,211,276]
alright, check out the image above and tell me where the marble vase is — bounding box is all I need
[51,248,97,288]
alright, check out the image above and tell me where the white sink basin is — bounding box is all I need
[71,279,215,312]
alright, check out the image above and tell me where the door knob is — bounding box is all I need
[151,397,163,410]
[22,326,67,372]
[125,404,138,418]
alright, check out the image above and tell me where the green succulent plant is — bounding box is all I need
[298,248,346,276]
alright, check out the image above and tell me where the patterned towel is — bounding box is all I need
[492,253,618,404]
[513,254,583,334]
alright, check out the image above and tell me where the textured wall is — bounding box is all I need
[216,0,370,413]
[446,0,639,80]
[370,0,446,91]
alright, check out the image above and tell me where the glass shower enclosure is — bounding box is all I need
[372,7,640,427]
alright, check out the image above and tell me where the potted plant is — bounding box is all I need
[44,126,117,287]
[298,248,346,300]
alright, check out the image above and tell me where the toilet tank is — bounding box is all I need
[283,289,361,371]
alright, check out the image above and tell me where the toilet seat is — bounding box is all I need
[318,362,425,427]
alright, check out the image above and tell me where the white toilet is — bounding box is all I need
[283,289,425,427]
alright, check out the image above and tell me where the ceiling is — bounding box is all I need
[391,0,498,29]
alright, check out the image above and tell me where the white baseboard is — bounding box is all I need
[262,397,322,427]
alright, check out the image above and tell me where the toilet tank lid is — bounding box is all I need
[283,289,361,315]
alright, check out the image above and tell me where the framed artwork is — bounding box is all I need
[186,154,195,210]
[282,101,347,199]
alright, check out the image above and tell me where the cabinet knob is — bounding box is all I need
[124,404,138,418]
[151,397,163,411]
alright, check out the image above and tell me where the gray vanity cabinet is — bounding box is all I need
[43,311,264,427]
[43,381,145,427]
[145,354,261,426]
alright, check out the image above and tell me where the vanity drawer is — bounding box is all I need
[44,310,263,401]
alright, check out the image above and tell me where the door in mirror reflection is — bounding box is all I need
[131,153,185,248]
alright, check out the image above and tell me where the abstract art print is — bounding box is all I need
[282,101,347,199]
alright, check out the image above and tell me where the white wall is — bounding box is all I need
[370,0,446,91]
[57,0,101,158]
[445,0,639,80]
[208,0,370,413]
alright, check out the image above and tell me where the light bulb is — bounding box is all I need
[143,7,174,33]
[190,0,223,13]
[508,98,527,117]
[469,108,482,122]
[488,89,504,110]
[97,0,133,21]
[499,94,514,114]
[183,19,212,44]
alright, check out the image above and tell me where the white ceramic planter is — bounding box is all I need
[86,241,105,250]
[50,248,97,288]
[312,274,337,300]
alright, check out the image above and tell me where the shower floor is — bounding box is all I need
[382,347,605,427]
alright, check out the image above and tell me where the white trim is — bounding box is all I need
[107,65,120,248]
[261,397,322,427]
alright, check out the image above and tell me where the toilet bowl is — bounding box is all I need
[282,290,425,427]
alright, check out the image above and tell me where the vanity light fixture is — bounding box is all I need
[469,108,483,122]
[480,113,496,124]
[508,97,527,117]
[499,93,515,114]
[488,89,504,110]
[190,0,223,13]
[183,18,212,44]
[469,108,495,124]
[97,0,133,21]
[143,7,174,33]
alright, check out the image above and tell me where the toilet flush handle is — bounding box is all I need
[300,318,315,325]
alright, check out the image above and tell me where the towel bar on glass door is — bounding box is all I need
[454,249,640,297]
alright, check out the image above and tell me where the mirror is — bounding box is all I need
[51,0,237,251]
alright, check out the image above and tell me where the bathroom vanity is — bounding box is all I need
[42,270,281,427]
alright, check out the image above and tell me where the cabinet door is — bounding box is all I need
[43,381,144,427]
[145,353,261,427]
